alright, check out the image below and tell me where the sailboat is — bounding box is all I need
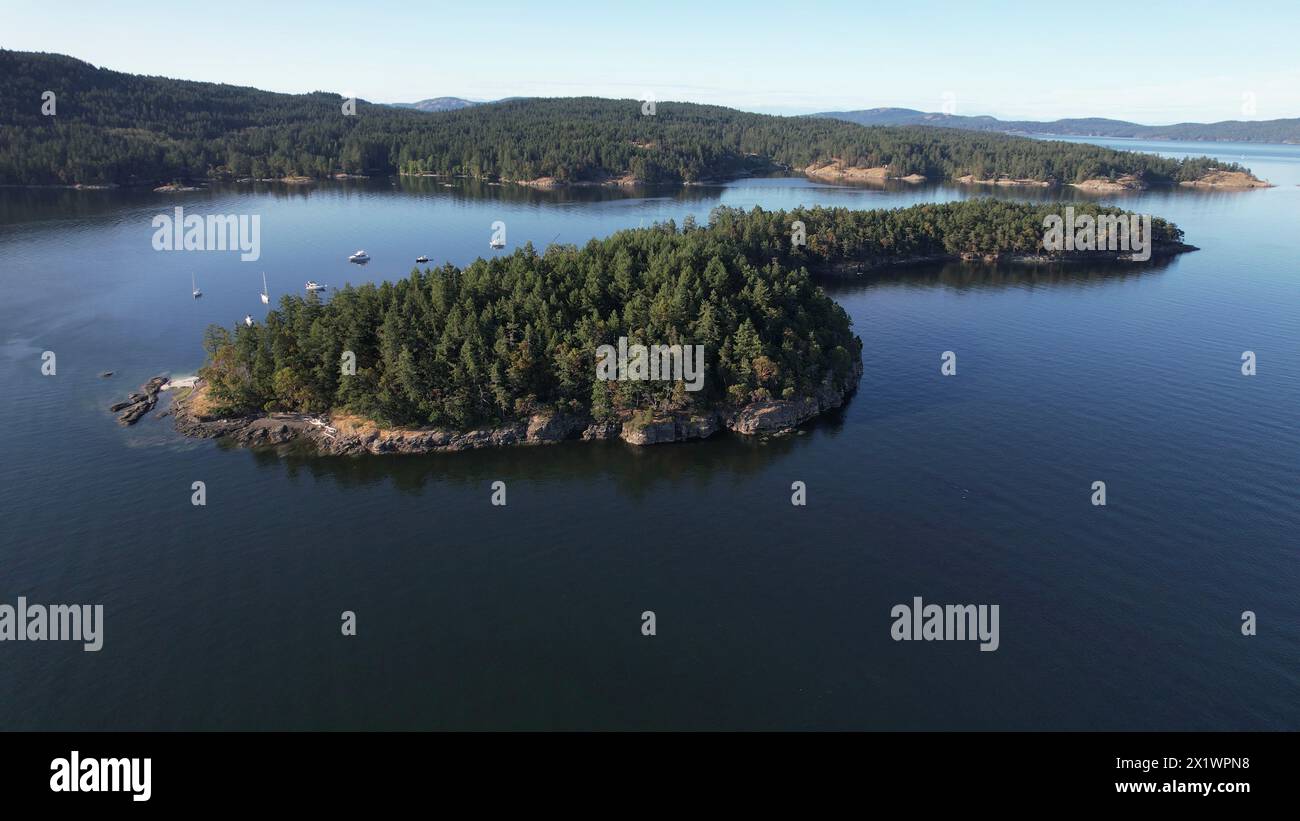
[192,273,202,299]
[260,272,269,304]
[244,314,253,327]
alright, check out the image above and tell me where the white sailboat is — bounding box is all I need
[260,272,269,304]
[192,273,202,298]
[244,314,253,327]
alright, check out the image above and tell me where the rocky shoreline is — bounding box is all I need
[167,361,862,455]
[803,161,927,184]
[27,166,1271,194]
[1070,170,1274,191]
[1177,170,1274,189]
[955,174,1051,187]
[800,165,1272,191]
[108,376,169,425]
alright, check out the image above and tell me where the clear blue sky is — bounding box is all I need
[4,0,1298,122]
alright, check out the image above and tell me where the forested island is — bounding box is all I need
[0,50,1266,189]
[168,200,1191,454]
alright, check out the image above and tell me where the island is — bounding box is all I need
[143,200,1193,455]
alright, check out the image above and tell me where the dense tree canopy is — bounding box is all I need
[198,200,1179,429]
[716,198,1185,267]
[1,50,1246,186]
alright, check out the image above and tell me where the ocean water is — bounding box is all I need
[0,139,1297,729]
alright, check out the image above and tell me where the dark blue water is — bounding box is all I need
[1,141,1297,729]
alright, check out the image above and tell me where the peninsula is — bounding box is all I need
[148,200,1193,455]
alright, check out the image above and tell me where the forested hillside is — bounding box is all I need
[1,50,1247,186]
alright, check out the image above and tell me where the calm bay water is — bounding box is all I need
[1,140,1298,729]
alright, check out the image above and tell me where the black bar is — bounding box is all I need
[4,731,1286,808]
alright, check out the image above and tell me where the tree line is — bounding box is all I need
[1,50,1246,186]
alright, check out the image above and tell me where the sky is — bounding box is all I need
[3,0,1299,123]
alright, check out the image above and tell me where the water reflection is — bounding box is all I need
[820,254,1181,294]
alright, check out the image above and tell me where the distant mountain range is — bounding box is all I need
[388,97,534,112]
[815,108,1300,144]
[389,96,481,112]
